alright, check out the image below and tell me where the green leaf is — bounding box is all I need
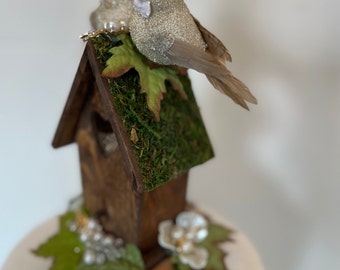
[171,255,191,270]
[102,33,186,121]
[123,244,145,268]
[33,211,85,270]
[200,223,233,270]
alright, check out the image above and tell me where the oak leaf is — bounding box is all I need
[102,34,187,121]
[33,211,84,270]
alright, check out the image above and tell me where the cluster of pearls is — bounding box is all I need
[68,214,125,265]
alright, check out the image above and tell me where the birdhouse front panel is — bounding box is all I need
[76,85,140,244]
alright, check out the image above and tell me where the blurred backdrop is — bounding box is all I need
[1,1,339,270]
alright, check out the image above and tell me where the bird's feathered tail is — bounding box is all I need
[193,17,232,63]
[206,74,256,110]
[166,39,257,109]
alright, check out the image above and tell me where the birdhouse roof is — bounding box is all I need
[52,34,213,193]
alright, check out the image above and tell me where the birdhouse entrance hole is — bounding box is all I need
[92,111,118,156]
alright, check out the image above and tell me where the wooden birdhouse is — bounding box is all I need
[52,34,213,268]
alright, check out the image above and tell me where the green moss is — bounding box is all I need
[91,34,214,191]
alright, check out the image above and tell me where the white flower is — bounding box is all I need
[158,211,209,269]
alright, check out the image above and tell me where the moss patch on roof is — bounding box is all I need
[91,33,214,191]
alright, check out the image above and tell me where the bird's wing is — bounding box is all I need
[166,39,257,109]
[193,17,232,63]
[166,39,227,77]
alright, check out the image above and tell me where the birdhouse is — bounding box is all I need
[52,34,213,268]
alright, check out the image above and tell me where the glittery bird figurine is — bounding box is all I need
[129,0,257,109]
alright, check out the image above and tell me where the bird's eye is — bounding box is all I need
[133,0,152,18]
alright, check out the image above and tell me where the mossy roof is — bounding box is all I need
[90,33,214,191]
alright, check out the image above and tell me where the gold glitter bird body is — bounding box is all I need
[129,0,257,109]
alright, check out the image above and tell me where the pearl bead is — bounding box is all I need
[93,231,103,242]
[68,221,78,232]
[196,228,208,241]
[114,238,124,247]
[83,250,96,265]
[181,240,193,253]
[106,248,120,261]
[102,235,114,246]
[95,252,106,265]
[79,232,89,242]
[171,226,184,239]
[87,219,99,230]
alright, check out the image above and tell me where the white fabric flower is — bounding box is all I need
[158,211,209,269]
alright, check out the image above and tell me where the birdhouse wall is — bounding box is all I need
[138,172,188,251]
